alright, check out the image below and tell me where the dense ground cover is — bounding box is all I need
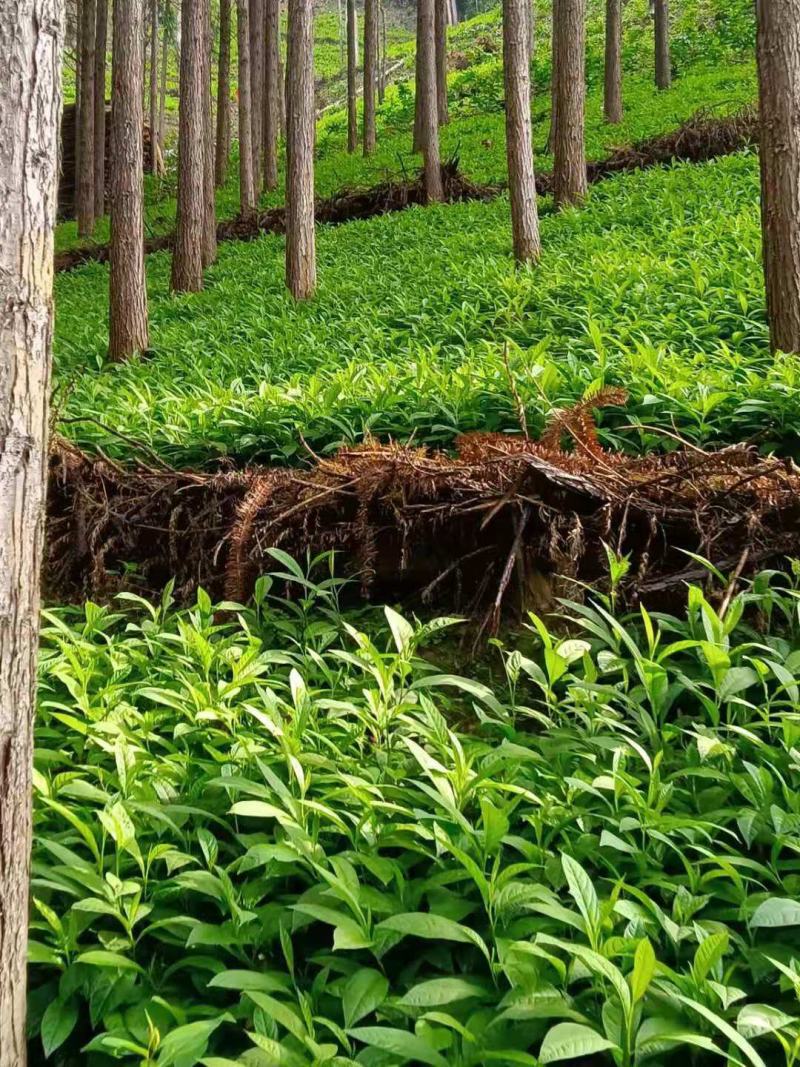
[29,558,800,1064]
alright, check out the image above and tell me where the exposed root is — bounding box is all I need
[46,392,800,623]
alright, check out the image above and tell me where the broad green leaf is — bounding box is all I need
[630,938,656,1002]
[561,854,600,937]
[76,949,144,973]
[399,977,486,1008]
[159,1017,229,1067]
[375,913,490,962]
[343,968,389,1028]
[750,898,800,929]
[41,997,78,1057]
[539,1022,617,1064]
[737,1004,797,1040]
[348,1026,448,1066]
[692,931,729,984]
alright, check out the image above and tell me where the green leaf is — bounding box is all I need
[750,898,800,929]
[692,931,729,984]
[737,1004,797,1040]
[375,913,490,962]
[207,970,289,994]
[385,605,414,655]
[539,1023,617,1064]
[630,938,656,1002]
[348,1026,448,1066]
[41,997,78,1057]
[76,949,144,973]
[343,968,389,1027]
[561,854,600,937]
[399,977,486,1008]
[671,992,766,1067]
[158,1017,230,1067]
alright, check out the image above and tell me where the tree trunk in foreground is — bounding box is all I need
[418,0,444,201]
[77,0,96,234]
[201,0,217,266]
[552,0,586,207]
[250,0,265,190]
[363,0,378,154]
[346,0,358,151]
[94,0,108,215]
[159,2,170,151]
[0,1,62,1060]
[109,0,149,359]
[412,0,423,150]
[149,0,160,172]
[171,0,206,291]
[286,0,316,298]
[654,0,670,89]
[603,0,622,123]
[435,0,449,124]
[504,0,540,262]
[264,0,281,188]
[756,0,800,354]
[215,0,232,186]
[237,0,257,214]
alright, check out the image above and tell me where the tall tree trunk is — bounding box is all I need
[544,12,556,154]
[412,0,423,151]
[552,0,586,207]
[346,0,358,151]
[250,0,265,191]
[77,0,96,234]
[75,2,82,199]
[215,0,232,185]
[279,31,286,136]
[654,0,670,89]
[285,0,316,298]
[201,0,217,265]
[756,0,800,354]
[109,0,149,359]
[435,0,448,124]
[504,0,540,262]
[379,0,387,102]
[237,0,257,213]
[94,0,108,215]
[603,0,622,122]
[0,1,62,1059]
[171,0,206,291]
[363,0,378,155]
[149,0,160,173]
[418,0,443,201]
[159,0,170,150]
[264,0,280,187]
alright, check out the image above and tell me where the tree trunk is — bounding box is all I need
[201,0,217,265]
[435,0,448,124]
[149,0,160,173]
[264,0,280,188]
[171,0,206,291]
[250,0,265,191]
[417,0,443,201]
[285,0,316,299]
[379,0,387,102]
[603,0,622,123]
[215,0,232,185]
[756,0,800,354]
[279,33,286,136]
[159,1,170,152]
[412,0,423,150]
[346,0,358,151]
[109,0,149,359]
[75,1,82,193]
[504,0,540,262]
[94,0,108,215]
[654,0,670,89]
[77,0,96,234]
[237,0,257,214]
[0,1,62,1060]
[363,0,378,155]
[552,0,586,207]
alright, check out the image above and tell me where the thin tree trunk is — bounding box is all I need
[603,0,622,122]
[544,15,556,155]
[552,0,586,207]
[346,0,358,151]
[215,0,232,185]
[237,0,257,213]
[149,0,160,173]
[504,0,540,262]
[337,0,345,67]
[250,0,265,191]
[418,0,443,201]
[363,0,378,154]
[75,3,82,202]
[201,0,217,265]
[109,0,149,359]
[378,0,386,102]
[0,1,62,1060]
[412,0,423,150]
[264,0,280,187]
[435,0,448,124]
[94,0,108,215]
[77,0,97,234]
[285,0,316,298]
[654,0,670,89]
[171,0,206,291]
[449,0,457,23]
[159,1,170,150]
[756,0,800,354]
[279,31,286,136]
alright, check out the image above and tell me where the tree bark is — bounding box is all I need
[93,0,107,215]
[171,0,206,291]
[504,0,540,262]
[109,0,149,359]
[435,0,448,125]
[346,0,358,151]
[756,0,800,354]
[552,0,586,207]
[363,0,378,155]
[250,0,265,191]
[417,0,443,201]
[237,0,257,214]
[264,0,280,188]
[159,0,170,152]
[379,0,387,102]
[285,0,316,298]
[201,0,217,266]
[412,0,423,150]
[0,1,62,1060]
[654,0,670,89]
[215,0,232,185]
[603,0,622,123]
[77,0,96,234]
[149,0,161,173]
